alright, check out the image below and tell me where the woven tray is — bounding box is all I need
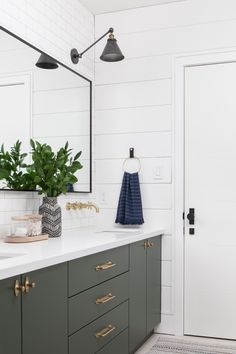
[5,234,48,243]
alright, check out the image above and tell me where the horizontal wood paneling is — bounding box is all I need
[95,55,172,85]
[34,87,90,114]
[95,105,171,135]
[95,132,172,159]
[95,80,171,110]
[96,20,236,60]
[95,0,236,35]
[95,158,172,184]
[33,111,90,137]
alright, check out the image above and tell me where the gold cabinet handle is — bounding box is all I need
[95,324,116,338]
[144,240,154,249]
[95,293,116,305]
[24,277,36,293]
[14,280,25,297]
[95,261,116,271]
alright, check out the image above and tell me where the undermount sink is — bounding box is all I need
[98,229,142,234]
[0,253,25,260]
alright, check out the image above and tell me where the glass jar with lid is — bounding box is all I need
[11,214,42,237]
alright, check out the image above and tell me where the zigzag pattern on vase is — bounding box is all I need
[39,197,62,238]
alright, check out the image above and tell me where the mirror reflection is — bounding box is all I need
[0,28,91,193]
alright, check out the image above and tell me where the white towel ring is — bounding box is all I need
[122,157,141,173]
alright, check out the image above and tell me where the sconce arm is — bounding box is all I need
[71,27,113,63]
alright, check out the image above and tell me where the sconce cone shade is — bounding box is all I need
[35,53,58,69]
[100,37,124,62]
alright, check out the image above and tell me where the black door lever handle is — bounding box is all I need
[187,208,195,225]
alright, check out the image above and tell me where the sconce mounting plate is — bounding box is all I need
[71,48,79,64]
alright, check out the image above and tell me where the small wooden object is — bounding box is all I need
[5,234,48,243]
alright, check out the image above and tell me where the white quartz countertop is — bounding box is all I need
[0,227,164,280]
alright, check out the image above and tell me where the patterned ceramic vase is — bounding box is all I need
[39,197,61,238]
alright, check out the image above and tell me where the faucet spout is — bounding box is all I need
[87,202,99,213]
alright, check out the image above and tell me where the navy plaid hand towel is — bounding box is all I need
[115,172,144,225]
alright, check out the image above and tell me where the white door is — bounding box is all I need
[184,62,236,339]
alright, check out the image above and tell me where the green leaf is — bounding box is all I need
[74,151,82,160]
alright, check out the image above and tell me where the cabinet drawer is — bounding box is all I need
[68,246,129,296]
[96,328,128,354]
[69,272,128,334]
[69,301,128,354]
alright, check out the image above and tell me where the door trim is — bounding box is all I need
[173,48,236,336]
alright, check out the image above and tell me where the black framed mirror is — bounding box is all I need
[0,26,92,193]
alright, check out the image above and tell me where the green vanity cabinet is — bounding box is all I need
[0,234,162,354]
[129,236,162,353]
[0,276,21,354]
[22,263,67,354]
[0,263,67,354]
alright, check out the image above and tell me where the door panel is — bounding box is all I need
[185,62,236,339]
[0,276,21,354]
[22,263,67,354]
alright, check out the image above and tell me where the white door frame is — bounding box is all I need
[173,48,236,335]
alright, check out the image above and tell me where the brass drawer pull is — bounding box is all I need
[24,277,36,293]
[95,293,116,305]
[95,261,116,271]
[95,324,116,338]
[14,280,25,297]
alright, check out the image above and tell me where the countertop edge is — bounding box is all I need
[0,228,164,280]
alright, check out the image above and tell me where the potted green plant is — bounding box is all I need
[0,140,83,238]
[29,140,83,237]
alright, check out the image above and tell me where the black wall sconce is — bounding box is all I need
[35,53,58,69]
[71,27,124,64]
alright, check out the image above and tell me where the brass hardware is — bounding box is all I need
[24,277,36,293]
[144,240,154,249]
[95,293,116,304]
[66,202,77,210]
[14,280,25,297]
[95,261,116,271]
[66,201,99,213]
[95,324,116,338]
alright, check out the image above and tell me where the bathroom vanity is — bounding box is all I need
[0,229,162,354]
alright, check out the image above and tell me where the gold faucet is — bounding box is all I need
[66,201,99,213]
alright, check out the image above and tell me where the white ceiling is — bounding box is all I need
[79,0,187,15]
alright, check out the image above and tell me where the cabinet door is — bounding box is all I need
[0,276,21,354]
[22,263,67,354]
[147,236,161,334]
[129,239,147,353]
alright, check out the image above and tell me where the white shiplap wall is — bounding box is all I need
[0,0,95,237]
[94,0,236,333]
